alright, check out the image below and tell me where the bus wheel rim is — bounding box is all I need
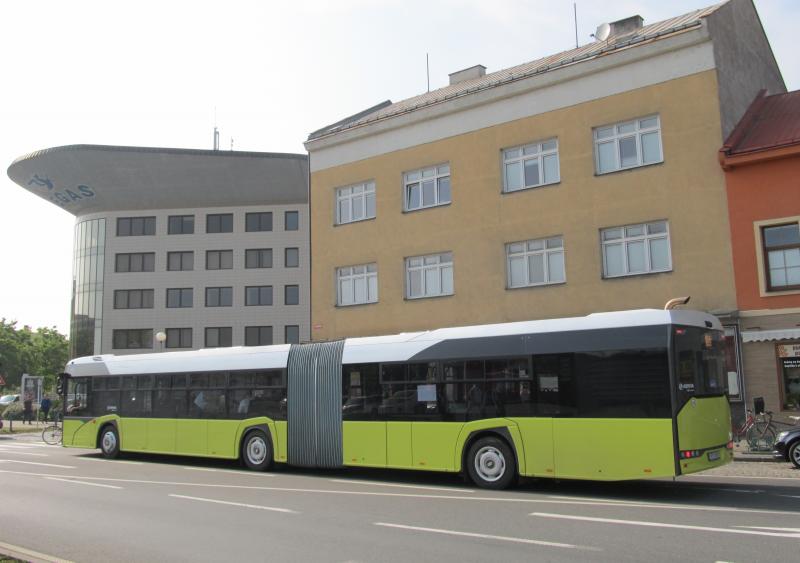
[474,446,505,482]
[102,431,116,452]
[247,437,267,465]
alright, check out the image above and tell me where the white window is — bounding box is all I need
[507,236,565,288]
[601,221,672,278]
[406,252,453,299]
[404,164,450,212]
[503,139,560,192]
[336,181,375,225]
[594,115,663,174]
[337,263,378,306]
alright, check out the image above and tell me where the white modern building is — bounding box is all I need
[7,145,309,358]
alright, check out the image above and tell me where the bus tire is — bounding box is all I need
[466,436,516,490]
[242,430,273,471]
[99,425,120,459]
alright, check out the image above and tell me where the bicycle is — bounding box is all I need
[42,414,63,445]
[733,409,777,451]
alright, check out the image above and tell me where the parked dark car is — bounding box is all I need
[773,427,800,468]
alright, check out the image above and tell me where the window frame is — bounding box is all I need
[506,236,566,288]
[166,288,193,308]
[167,251,194,271]
[502,138,560,193]
[245,248,272,269]
[337,263,378,306]
[206,213,234,234]
[205,286,233,307]
[285,325,300,344]
[112,329,153,350]
[205,327,232,348]
[113,289,155,309]
[335,181,376,225]
[168,215,194,235]
[405,252,454,300]
[285,247,299,268]
[762,222,800,292]
[117,216,156,237]
[245,326,273,346]
[245,285,273,307]
[206,250,233,270]
[403,164,451,212]
[165,328,192,349]
[284,211,299,231]
[600,220,672,279]
[284,285,300,306]
[593,115,663,175]
[115,252,155,273]
[245,212,272,233]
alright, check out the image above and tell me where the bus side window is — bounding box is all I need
[533,354,576,417]
[67,377,90,416]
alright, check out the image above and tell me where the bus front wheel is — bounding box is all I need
[466,436,516,490]
[242,430,273,471]
[99,425,120,459]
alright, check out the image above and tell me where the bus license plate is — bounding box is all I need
[707,450,720,461]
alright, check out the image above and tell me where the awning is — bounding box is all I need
[741,328,800,343]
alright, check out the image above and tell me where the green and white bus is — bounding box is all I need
[61,308,732,489]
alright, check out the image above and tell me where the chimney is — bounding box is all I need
[609,15,643,37]
[449,64,486,86]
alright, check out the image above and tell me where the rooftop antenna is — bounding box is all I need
[426,53,430,92]
[230,137,234,151]
[574,3,579,49]
[213,107,219,151]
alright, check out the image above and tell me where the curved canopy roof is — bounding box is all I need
[7,144,308,216]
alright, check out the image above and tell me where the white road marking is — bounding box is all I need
[534,498,786,514]
[330,479,474,493]
[0,459,75,469]
[0,539,74,563]
[169,494,297,513]
[46,477,124,490]
[78,456,143,465]
[374,522,596,550]
[779,495,800,499]
[0,442,50,448]
[183,466,219,472]
[734,525,800,532]
[691,487,764,494]
[687,474,800,482]
[530,512,800,539]
[0,448,48,457]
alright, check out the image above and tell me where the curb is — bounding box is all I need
[734,454,776,463]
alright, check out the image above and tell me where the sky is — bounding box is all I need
[1,0,798,335]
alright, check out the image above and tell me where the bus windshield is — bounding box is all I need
[674,326,727,404]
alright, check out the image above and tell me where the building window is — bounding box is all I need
[285,247,299,268]
[285,325,300,344]
[502,139,559,192]
[166,288,193,308]
[114,289,154,309]
[284,285,299,305]
[168,215,194,235]
[245,248,272,269]
[763,223,800,291]
[285,211,299,231]
[404,164,450,212]
[406,252,453,299]
[245,212,272,232]
[594,115,663,174]
[207,213,233,233]
[336,181,376,224]
[205,327,232,348]
[245,326,273,346]
[167,251,194,271]
[337,264,378,306]
[601,220,672,278]
[112,329,153,350]
[117,216,155,236]
[507,236,565,288]
[245,286,273,306]
[115,253,155,273]
[205,287,233,307]
[206,250,233,270]
[166,328,192,349]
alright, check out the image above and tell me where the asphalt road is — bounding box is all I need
[0,435,798,563]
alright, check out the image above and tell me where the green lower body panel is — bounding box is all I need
[343,422,387,467]
[386,422,412,468]
[510,418,554,477]
[676,396,732,475]
[551,418,675,480]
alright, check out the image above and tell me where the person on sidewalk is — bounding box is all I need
[23,393,33,425]
[40,395,52,422]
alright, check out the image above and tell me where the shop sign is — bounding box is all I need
[777,344,800,358]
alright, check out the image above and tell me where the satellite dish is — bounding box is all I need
[594,22,611,41]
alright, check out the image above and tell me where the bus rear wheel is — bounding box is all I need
[99,425,120,459]
[242,430,273,471]
[466,436,516,490]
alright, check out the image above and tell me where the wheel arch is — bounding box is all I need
[236,422,276,461]
[95,419,120,449]
[457,425,523,476]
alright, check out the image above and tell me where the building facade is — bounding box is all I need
[305,0,784,417]
[720,90,800,417]
[7,145,310,357]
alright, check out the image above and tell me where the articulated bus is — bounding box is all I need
[61,309,732,489]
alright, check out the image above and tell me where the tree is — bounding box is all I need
[0,319,69,391]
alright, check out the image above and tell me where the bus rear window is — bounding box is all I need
[674,326,727,403]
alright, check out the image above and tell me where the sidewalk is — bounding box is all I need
[733,441,776,462]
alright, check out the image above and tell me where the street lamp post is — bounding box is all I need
[155,331,167,352]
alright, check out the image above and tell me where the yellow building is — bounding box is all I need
[305,0,784,352]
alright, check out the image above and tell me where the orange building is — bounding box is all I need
[720,90,800,419]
